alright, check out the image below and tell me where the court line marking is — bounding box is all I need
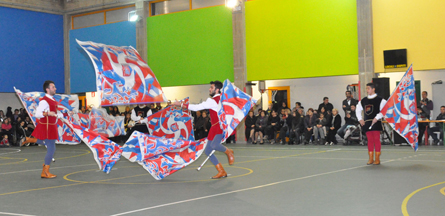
[230,147,445,152]
[440,187,445,196]
[0,149,21,155]
[401,181,445,216]
[110,157,402,216]
[0,212,35,216]
[0,149,91,166]
[0,163,98,175]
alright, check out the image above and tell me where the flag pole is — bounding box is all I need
[197,150,215,171]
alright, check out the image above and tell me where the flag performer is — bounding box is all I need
[173,81,235,179]
[356,83,387,165]
[22,80,67,178]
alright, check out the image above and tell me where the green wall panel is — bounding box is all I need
[147,6,234,87]
[246,0,359,81]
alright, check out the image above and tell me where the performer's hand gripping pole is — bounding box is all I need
[197,150,215,171]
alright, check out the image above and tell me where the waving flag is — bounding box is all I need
[14,87,81,144]
[381,64,419,151]
[89,108,126,137]
[145,98,194,141]
[218,79,258,143]
[122,131,207,180]
[76,39,167,106]
[62,117,123,173]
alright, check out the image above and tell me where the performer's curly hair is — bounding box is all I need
[43,80,55,93]
[210,80,223,91]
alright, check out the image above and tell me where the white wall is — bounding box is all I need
[0,93,25,113]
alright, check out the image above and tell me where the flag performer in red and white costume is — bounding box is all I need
[22,80,67,178]
[356,83,387,165]
[173,81,234,179]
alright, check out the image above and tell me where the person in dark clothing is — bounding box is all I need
[265,103,274,117]
[342,91,358,114]
[427,106,445,145]
[337,104,359,139]
[304,108,317,144]
[326,109,341,145]
[417,106,430,144]
[313,113,327,145]
[290,109,304,144]
[265,110,281,144]
[420,91,433,116]
[277,102,289,116]
[277,109,293,144]
[194,111,205,140]
[200,111,211,138]
[245,111,256,143]
[318,97,334,114]
[254,111,268,144]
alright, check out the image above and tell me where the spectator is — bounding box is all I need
[292,102,302,112]
[277,101,289,116]
[318,106,327,118]
[200,111,211,138]
[6,107,13,121]
[17,120,34,146]
[417,105,430,144]
[265,103,274,117]
[13,109,20,122]
[326,109,341,145]
[123,113,134,133]
[167,100,172,107]
[245,111,256,143]
[337,104,358,139]
[277,109,293,145]
[156,103,162,111]
[313,113,327,145]
[0,110,5,122]
[420,91,433,116]
[1,118,14,145]
[290,109,304,144]
[254,111,268,144]
[123,106,131,116]
[19,108,27,120]
[265,110,281,144]
[342,91,358,114]
[303,108,317,145]
[112,106,120,116]
[427,106,445,145]
[194,111,203,139]
[318,97,334,113]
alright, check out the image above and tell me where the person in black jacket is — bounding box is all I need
[254,111,268,144]
[427,106,445,145]
[245,111,256,143]
[277,109,293,144]
[201,111,211,138]
[318,97,334,114]
[337,104,358,139]
[303,108,317,145]
[326,109,341,145]
[290,109,304,144]
[342,91,358,114]
[266,110,281,144]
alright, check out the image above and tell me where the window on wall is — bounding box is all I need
[72,5,135,29]
[150,0,224,16]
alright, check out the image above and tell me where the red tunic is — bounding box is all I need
[31,96,59,140]
[207,95,223,140]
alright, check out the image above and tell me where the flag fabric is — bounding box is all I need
[218,79,258,143]
[381,64,419,151]
[145,98,194,141]
[76,40,167,106]
[122,131,207,180]
[89,108,126,137]
[62,117,123,173]
[14,87,81,144]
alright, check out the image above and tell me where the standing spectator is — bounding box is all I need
[254,111,268,144]
[427,106,445,145]
[6,107,13,121]
[0,110,5,122]
[1,118,14,145]
[13,109,20,122]
[277,101,289,116]
[290,109,304,144]
[313,113,327,145]
[420,91,433,117]
[318,97,334,113]
[245,111,256,143]
[201,111,211,138]
[342,91,358,114]
[277,109,292,144]
[266,110,281,144]
[193,111,203,139]
[417,105,430,144]
[326,109,341,145]
[303,108,317,145]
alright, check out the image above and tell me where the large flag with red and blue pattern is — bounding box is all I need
[76,40,167,106]
[14,87,81,144]
[381,64,419,151]
[122,131,207,180]
[218,79,258,143]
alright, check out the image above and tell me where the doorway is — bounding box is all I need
[267,86,291,111]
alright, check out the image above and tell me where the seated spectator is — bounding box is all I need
[428,106,445,145]
[318,97,334,114]
[245,111,256,143]
[17,120,34,146]
[254,111,268,144]
[417,106,430,144]
[342,90,358,114]
[0,110,5,122]
[13,109,20,123]
[265,110,281,144]
[326,109,341,145]
[318,106,327,118]
[289,109,304,144]
[123,106,131,116]
[277,109,293,145]
[265,103,274,117]
[338,104,358,139]
[292,102,302,112]
[277,101,289,115]
[1,118,14,145]
[303,108,317,145]
[313,113,327,145]
[124,113,134,133]
[156,103,162,111]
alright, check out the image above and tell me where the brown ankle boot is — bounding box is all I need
[373,152,381,165]
[367,151,374,165]
[41,164,56,178]
[225,148,234,165]
[211,163,227,179]
[21,137,37,146]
